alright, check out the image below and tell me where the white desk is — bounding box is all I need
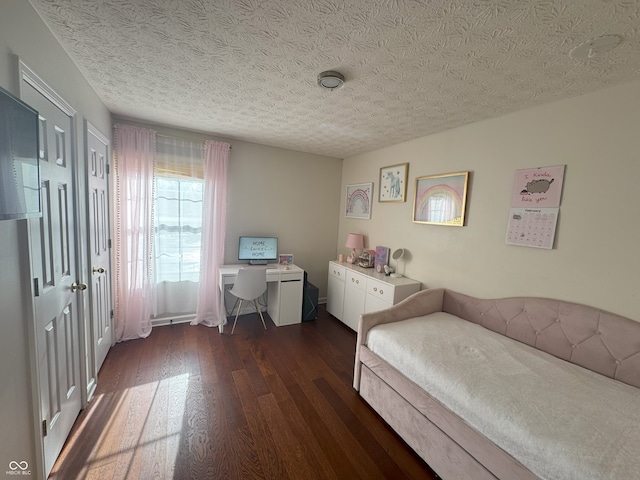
[218,264,304,333]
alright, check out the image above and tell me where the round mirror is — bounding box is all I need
[390,248,405,277]
[392,248,405,260]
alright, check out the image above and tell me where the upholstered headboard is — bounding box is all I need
[442,290,640,389]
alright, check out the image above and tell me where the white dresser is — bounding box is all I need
[326,261,421,331]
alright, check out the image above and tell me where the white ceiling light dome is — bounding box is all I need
[317,71,345,90]
[570,34,623,60]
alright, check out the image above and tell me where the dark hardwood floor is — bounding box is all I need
[50,306,438,480]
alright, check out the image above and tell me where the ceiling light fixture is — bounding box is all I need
[570,34,623,60]
[317,71,345,90]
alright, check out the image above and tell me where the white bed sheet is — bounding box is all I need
[366,312,640,480]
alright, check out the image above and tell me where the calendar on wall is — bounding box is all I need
[506,165,565,249]
[506,207,559,249]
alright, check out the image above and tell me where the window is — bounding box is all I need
[155,176,203,283]
[153,137,205,316]
[113,124,230,333]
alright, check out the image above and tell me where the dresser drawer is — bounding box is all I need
[367,278,393,303]
[281,271,303,281]
[329,263,345,281]
[346,271,367,290]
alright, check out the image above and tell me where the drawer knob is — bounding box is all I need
[379,290,384,295]
[373,287,377,292]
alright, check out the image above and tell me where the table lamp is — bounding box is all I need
[345,233,364,264]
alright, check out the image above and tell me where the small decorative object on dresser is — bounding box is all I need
[390,248,405,277]
[375,246,390,273]
[357,250,376,268]
[278,254,293,267]
[345,233,364,263]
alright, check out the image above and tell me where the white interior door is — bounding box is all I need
[21,65,83,477]
[85,122,112,394]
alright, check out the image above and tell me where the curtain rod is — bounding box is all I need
[155,132,232,149]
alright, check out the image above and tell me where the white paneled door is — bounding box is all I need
[85,122,112,399]
[21,65,83,477]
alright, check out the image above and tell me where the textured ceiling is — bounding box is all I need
[28,0,640,158]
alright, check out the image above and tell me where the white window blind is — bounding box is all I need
[154,136,205,315]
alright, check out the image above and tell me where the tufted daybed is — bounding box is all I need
[353,288,640,480]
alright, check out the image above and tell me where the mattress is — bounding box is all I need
[366,312,640,480]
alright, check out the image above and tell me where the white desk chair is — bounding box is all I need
[229,267,267,334]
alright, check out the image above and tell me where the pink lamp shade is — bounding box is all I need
[345,233,364,249]
[345,233,364,263]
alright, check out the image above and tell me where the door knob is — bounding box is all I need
[92,267,105,274]
[71,282,88,292]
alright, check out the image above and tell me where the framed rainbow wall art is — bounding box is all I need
[345,182,373,219]
[412,172,469,226]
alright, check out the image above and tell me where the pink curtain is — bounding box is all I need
[193,140,229,327]
[112,124,156,341]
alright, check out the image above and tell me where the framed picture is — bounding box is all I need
[412,172,469,226]
[278,254,294,266]
[374,246,390,273]
[345,182,373,219]
[511,164,565,208]
[379,163,408,202]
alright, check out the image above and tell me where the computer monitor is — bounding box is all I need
[238,236,278,265]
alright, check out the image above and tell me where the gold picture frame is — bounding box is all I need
[379,163,408,202]
[412,172,469,226]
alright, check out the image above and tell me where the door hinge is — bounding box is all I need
[106,163,110,175]
[111,309,114,319]
[33,278,39,297]
[108,239,112,249]
[42,419,47,437]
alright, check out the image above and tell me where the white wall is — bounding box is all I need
[0,1,111,476]
[113,118,343,295]
[225,141,342,291]
[340,80,640,322]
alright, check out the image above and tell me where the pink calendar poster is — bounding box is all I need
[512,165,565,208]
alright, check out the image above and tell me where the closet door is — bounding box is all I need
[21,62,83,478]
[85,122,112,400]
